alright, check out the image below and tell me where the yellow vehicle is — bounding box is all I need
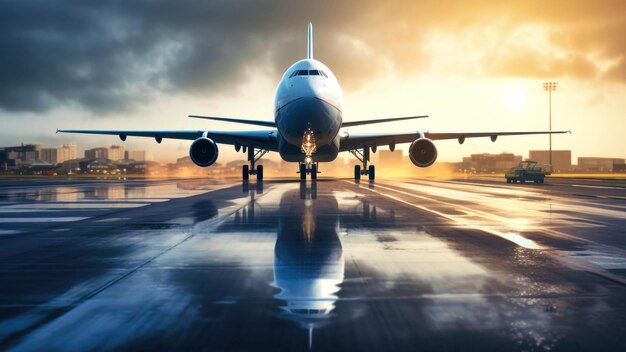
[505,161,550,184]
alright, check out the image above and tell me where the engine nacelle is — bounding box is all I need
[189,137,219,167]
[409,138,437,167]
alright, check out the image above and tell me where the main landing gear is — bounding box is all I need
[349,146,376,180]
[241,145,269,180]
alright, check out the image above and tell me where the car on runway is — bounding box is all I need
[505,160,549,183]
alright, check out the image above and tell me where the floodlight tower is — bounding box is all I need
[543,81,558,169]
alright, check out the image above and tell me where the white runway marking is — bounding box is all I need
[0,217,88,223]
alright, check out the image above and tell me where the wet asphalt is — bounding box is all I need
[0,177,625,351]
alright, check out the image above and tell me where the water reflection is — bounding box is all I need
[274,182,342,347]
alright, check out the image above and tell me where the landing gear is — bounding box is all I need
[300,163,306,180]
[298,162,319,180]
[298,128,319,180]
[350,146,376,180]
[243,165,249,181]
[368,165,375,180]
[241,145,269,180]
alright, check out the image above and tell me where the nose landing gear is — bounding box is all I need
[299,128,319,180]
[299,162,318,180]
[350,147,376,180]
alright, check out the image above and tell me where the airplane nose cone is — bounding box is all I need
[277,97,342,146]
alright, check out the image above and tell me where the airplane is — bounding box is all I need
[58,23,569,181]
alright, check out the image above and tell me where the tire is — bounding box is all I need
[368,165,375,180]
[300,164,306,180]
[354,165,361,180]
[520,179,526,184]
[506,179,511,183]
[242,165,249,180]
[256,165,263,180]
[311,164,317,180]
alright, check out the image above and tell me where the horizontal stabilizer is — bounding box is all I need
[342,115,428,128]
[189,115,276,128]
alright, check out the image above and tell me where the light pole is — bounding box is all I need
[543,81,557,170]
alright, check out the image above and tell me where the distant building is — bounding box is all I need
[529,150,571,172]
[80,158,116,174]
[1,144,41,163]
[41,148,58,164]
[85,147,108,160]
[577,157,625,172]
[61,158,86,173]
[125,150,153,161]
[58,144,77,163]
[40,144,77,164]
[108,145,125,161]
[614,164,626,173]
[462,153,522,173]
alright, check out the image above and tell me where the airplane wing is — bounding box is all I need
[56,129,279,151]
[188,115,276,127]
[187,114,429,128]
[340,130,570,151]
[341,115,428,127]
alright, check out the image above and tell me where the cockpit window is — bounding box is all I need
[289,69,329,78]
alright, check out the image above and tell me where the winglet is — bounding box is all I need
[307,23,313,59]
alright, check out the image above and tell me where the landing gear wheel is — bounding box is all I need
[311,164,317,180]
[256,165,263,180]
[354,165,361,180]
[368,165,375,180]
[300,163,307,180]
[242,165,249,180]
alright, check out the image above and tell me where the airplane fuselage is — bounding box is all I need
[274,59,344,162]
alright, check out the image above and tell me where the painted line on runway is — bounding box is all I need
[0,217,89,223]
[347,181,545,250]
[380,180,626,240]
[572,184,625,190]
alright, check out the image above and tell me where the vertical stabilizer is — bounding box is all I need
[307,23,313,59]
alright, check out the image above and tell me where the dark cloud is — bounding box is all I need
[0,0,624,115]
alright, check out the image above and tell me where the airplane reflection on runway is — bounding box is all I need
[274,182,342,347]
[225,181,344,347]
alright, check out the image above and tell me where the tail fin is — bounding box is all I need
[307,22,313,59]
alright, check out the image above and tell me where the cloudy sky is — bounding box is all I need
[1,0,625,163]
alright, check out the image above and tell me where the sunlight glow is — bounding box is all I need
[504,88,527,109]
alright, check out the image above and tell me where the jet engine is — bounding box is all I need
[409,138,437,167]
[189,137,219,167]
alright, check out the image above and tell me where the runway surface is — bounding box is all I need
[0,177,625,351]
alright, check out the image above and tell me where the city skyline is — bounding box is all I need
[2,140,623,173]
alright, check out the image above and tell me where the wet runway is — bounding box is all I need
[1,177,625,351]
